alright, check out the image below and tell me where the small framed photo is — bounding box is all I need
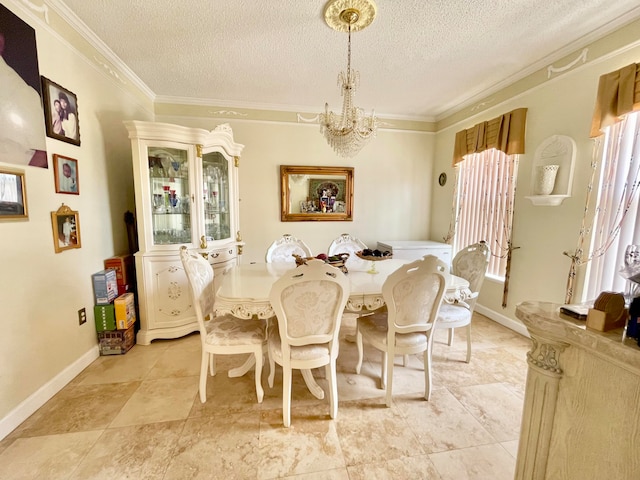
[53,154,79,194]
[51,203,81,253]
[41,76,80,146]
[0,167,28,220]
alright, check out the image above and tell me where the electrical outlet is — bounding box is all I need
[78,307,87,325]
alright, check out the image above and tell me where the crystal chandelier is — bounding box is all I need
[319,0,378,158]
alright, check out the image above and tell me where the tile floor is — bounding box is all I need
[0,312,530,479]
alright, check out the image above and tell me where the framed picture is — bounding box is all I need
[53,154,79,194]
[308,178,346,213]
[0,167,28,219]
[41,76,80,146]
[51,203,81,253]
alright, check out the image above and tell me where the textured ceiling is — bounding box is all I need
[57,0,640,121]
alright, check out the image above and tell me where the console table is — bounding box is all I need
[515,301,640,480]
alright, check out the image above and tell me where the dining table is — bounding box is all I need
[214,258,472,399]
[215,259,472,319]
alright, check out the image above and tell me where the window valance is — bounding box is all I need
[452,108,528,166]
[590,63,640,138]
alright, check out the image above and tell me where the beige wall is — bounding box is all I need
[0,1,153,435]
[430,30,640,324]
[2,0,639,441]
[156,116,436,262]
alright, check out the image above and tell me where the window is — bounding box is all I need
[583,111,640,302]
[454,148,519,279]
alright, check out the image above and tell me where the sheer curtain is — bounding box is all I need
[453,148,519,279]
[448,108,527,307]
[583,112,640,301]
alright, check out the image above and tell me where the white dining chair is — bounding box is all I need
[180,246,266,404]
[267,259,350,427]
[328,233,374,341]
[436,241,490,363]
[265,233,312,263]
[327,233,368,269]
[355,255,447,407]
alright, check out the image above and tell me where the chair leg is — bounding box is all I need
[327,361,338,419]
[465,324,472,363]
[355,328,364,374]
[254,349,264,403]
[447,327,454,346]
[282,365,292,428]
[268,347,276,388]
[384,350,394,407]
[380,352,387,390]
[423,348,432,401]
[199,352,209,403]
[210,354,216,376]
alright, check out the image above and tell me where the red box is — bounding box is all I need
[104,254,134,286]
[117,283,130,296]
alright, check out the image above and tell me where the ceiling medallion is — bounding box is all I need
[319,0,378,158]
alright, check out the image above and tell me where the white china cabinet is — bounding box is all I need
[124,121,244,344]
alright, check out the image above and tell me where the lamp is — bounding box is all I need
[319,0,378,158]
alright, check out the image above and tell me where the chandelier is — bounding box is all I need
[319,0,378,158]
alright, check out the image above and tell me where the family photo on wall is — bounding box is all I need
[53,154,79,194]
[41,76,80,146]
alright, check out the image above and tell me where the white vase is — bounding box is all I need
[534,164,559,195]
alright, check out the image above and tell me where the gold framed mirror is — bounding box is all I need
[280,165,354,222]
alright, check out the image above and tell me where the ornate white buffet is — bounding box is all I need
[124,121,244,345]
[515,301,640,480]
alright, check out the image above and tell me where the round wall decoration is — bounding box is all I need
[438,172,447,186]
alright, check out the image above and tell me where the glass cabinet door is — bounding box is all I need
[148,146,192,245]
[202,152,231,242]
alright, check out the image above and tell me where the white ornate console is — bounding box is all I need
[515,301,640,480]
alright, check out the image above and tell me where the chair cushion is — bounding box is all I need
[204,314,265,346]
[437,303,472,328]
[268,325,330,363]
[358,313,428,348]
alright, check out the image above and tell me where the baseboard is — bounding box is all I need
[0,345,99,441]
[475,304,530,338]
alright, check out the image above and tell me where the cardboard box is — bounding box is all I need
[92,269,118,305]
[114,292,136,330]
[117,283,131,296]
[586,308,627,332]
[104,254,134,286]
[98,325,135,355]
[94,304,116,332]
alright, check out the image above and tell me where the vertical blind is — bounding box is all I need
[455,149,519,278]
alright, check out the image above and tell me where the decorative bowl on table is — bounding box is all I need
[292,253,350,274]
[354,249,393,261]
[354,249,392,274]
